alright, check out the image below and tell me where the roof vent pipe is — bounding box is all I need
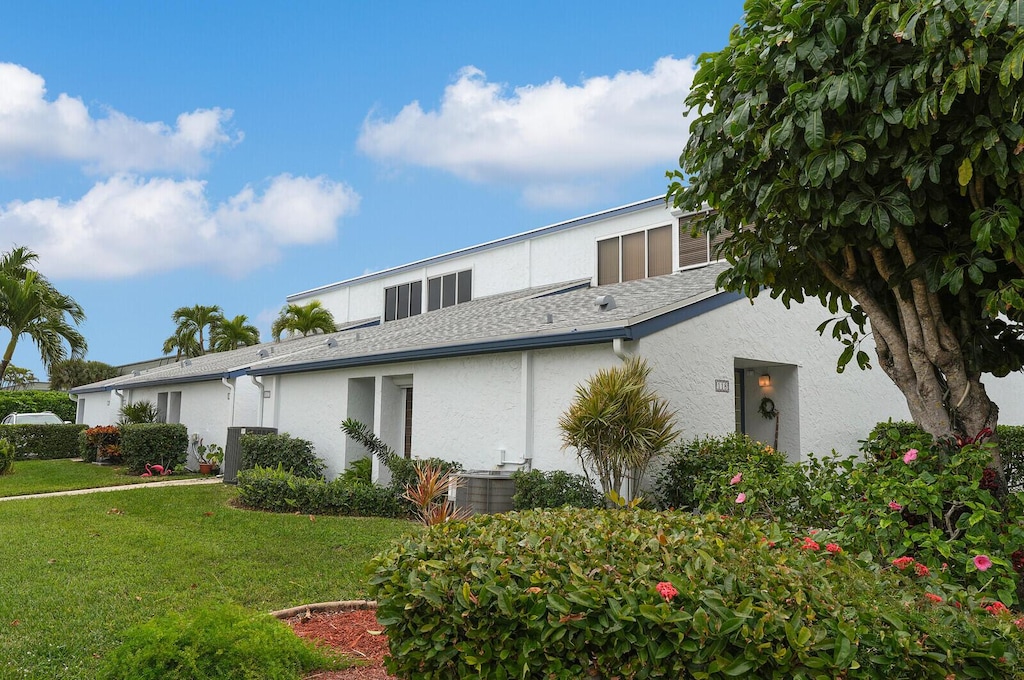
[594,294,616,311]
[257,348,270,358]
[325,337,338,348]
[543,313,553,324]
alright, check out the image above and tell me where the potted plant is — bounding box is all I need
[195,442,223,475]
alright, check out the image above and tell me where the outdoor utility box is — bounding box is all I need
[452,470,516,515]
[223,426,278,484]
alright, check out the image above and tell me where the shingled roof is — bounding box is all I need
[71,263,737,392]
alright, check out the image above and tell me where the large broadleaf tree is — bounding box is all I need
[669,0,1024,463]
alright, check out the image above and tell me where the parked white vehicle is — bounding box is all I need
[1,412,68,425]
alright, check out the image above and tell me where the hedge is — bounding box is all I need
[239,433,325,479]
[119,424,188,475]
[236,465,408,518]
[510,470,603,510]
[0,423,88,459]
[0,390,76,423]
[371,509,1024,679]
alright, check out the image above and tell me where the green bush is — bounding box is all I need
[77,427,93,463]
[97,602,340,680]
[0,390,76,423]
[236,465,408,518]
[510,470,603,510]
[864,418,1024,492]
[118,399,159,424]
[371,508,1024,679]
[0,423,88,459]
[1002,425,1024,492]
[0,438,13,475]
[651,433,786,511]
[239,433,325,479]
[338,456,372,486]
[826,427,1024,605]
[119,424,188,475]
[339,418,461,489]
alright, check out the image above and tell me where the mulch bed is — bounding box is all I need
[287,607,398,680]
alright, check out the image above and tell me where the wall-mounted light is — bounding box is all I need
[758,374,772,387]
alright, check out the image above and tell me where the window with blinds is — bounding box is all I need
[596,225,673,285]
[678,214,730,269]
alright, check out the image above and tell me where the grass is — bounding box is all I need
[0,459,204,497]
[0,483,415,679]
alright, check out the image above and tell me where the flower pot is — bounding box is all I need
[199,463,213,474]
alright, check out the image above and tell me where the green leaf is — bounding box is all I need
[958,158,973,187]
[1009,0,1024,25]
[805,109,825,149]
[1000,41,1024,85]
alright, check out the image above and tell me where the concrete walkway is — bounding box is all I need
[0,476,223,502]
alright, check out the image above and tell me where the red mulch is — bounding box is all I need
[288,608,399,680]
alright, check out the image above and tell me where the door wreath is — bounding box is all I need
[758,396,778,420]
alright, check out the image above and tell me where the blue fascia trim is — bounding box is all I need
[250,327,632,376]
[627,291,744,340]
[286,197,665,301]
[72,370,248,394]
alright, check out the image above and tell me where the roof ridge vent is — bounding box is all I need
[594,294,616,311]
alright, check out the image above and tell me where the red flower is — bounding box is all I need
[800,537,820,551]
[825,543,842,554]
[915,563,930,577]
[892,556,915,570]
[888,501,903,511]
[974,554,993,571]
[655,581,678,602]
[924,593,943,603]
[986,601,1010,616]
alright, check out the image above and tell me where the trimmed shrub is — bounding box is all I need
[84,425,121,463]
[652,433,786,511]
[338,457,372,486]
[239,433,325,479]
[0,423,88,459]
[0,438,13,475]
[0,390,76,423]
[119,423,188,475]
[510,470,603,510]
[77,427,93,462]
[97,602,340,679]
[371,508,1024,679]
[236,465,408,518]
[1002,425,1024,492]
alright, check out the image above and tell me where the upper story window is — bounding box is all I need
[383,269,472,321]
[677,213,729,269]
[384,280,422,322]
[427,270,471,311]
[597,225,672,285]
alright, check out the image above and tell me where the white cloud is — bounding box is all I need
[357,57,698,205]
[0,174,360,279]
[0,62,239,174]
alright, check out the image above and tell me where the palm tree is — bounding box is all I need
[271,301,336,341]
[210,314,261,352]
[0,246,87,385]
[163,304,223,358]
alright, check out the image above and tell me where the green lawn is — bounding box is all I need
[0,459,204,497]
[0,484,414,679]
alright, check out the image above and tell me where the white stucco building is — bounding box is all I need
[71,197,1024,483]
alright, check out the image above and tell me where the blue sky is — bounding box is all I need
[0,1,746,380]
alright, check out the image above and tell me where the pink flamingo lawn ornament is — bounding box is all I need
[140,464,172,477]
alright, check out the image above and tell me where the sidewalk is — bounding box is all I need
[0,476,223,502]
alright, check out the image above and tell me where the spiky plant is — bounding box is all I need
[559,356,678,504]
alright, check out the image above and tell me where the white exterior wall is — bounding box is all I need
[640,296,911,459]
[76,392,120,427]
[274,367,359,479]
[986,378,1024,426]
[291,203,679,325]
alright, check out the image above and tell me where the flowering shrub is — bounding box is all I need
[85,425,121,462]
[370,509,1023,678]
[825,424,1024,605]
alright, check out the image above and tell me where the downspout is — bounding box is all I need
[222,377,236,427]
[113,389,125,412]
[612,338,630,361]
[249,375,265,427]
